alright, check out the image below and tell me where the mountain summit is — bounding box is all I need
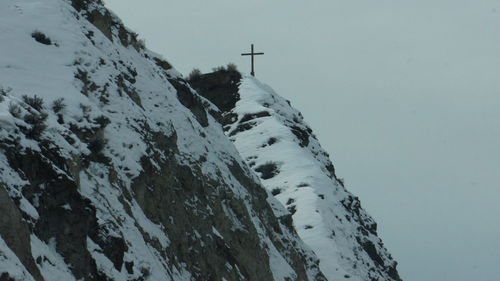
[0,0,400,280]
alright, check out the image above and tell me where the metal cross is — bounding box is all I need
[241,44,264,77]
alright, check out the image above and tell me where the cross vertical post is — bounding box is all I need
[241,44,264,77]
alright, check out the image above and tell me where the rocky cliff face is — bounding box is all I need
[0,0,401,281]
[0,0,326,280]
[190,72,402,281]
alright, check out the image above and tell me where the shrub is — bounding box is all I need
[135,39,146,50]
[271,188,282,196]
[227,63,238,72]
[31,30,52,45]
[87,137,107,154]
[94,115,110,129]
[79,103,91,114]
[0,87,11,102]
[255,162,280,180]
[212,66,225,72]
[23,112,48,139]
[22,95,44,111]
[52,98,66,113]
[0,87,11,96]
[8,103,22,118]
[187,68,202,81]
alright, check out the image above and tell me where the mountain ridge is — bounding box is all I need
[0,0,400,280]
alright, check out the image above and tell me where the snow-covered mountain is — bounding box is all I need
[190,73,402,281]
[0,0,327,280]
[0,0,401,280]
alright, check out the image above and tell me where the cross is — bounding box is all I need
[241,44,264,77]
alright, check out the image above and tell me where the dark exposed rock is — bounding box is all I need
[70,0,103,12]
[116,74,142,108]
[239,111,271,123]
[75,69,98,96]
[0,273,15,281]
[89,226,128,271]
[287,205,297,215]
[2,144,101,280]
[289,125,310,147]
[87,9,113,41]
[153,57,172,71]
[130,149,277,280]
[267,137,278,146]
[228,121,257,137]
[254,162,280,180]
[0,185,43,281]
[31,31,52,45]
[356,238,385,266]
[189,70,242,113]
[169,78,209,127]
[271,188,282,196]
[125,261,134,274]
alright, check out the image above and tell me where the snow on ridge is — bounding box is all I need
[228,76,401,281]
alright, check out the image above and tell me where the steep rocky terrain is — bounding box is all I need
[0,0,401,281]
[190,71,402,281]
[0,0,326,280]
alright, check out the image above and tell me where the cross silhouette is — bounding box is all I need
[241,44,264,77]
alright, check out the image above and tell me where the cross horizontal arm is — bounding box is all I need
[241,52,264,56]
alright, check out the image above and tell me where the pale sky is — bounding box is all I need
[104,1,500,280]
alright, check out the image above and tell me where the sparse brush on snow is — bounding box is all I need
[135,38,146,50]
[23,111,48,139]
[94,115,110,129]
[8,103,22,118]
[31,30,52,45]
[22,95,44,111]
[79,103,91,115]
[87,136,107,154]
[0,87,11,96]
[255,162,280,180]
[0,87,12,102]
[52,98,66,113]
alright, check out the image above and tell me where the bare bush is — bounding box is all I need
[187,68,202,81]
[0,87,12,102]
[87,137,107,154]
[22,95,44,111]
[23,112,48,139]
[52,98,66,113]
[8,103,22,118]
[94,115,110,129]
[227,63,238,72]
[212,66,225,72]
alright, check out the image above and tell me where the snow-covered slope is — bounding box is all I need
[192,74,402,281]
[0,0,328,280]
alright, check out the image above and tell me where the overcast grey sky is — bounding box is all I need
[104,1,500,280]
